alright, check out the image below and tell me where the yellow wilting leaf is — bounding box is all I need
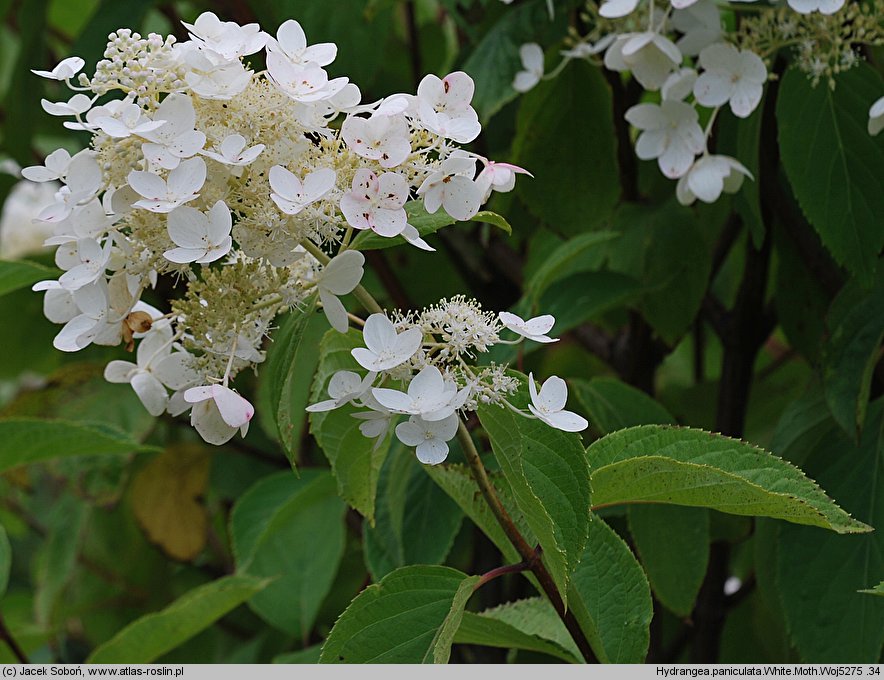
[130,444,210,561]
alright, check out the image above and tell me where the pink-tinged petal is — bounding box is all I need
[523,314,556,336]
[212,385,254,428]
[415,439,449,465]
[131,371,169,416]
[191,399,237,445]
[104,360,137,383]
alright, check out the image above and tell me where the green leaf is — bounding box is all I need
[572,377,675,435]
[0,260,58,298]
[525,232,619,301]
[537,271,642,335]
[87,575,268,663]
[349,203,510,251]
[588,425,870,533]
[0,523,10,599]
[0,418,158,473]
[319,565,479,663]
[821,278,884,441]
[627,504,709,617]
[2,0,48,165]
[775,400,884,662]
[34,497,87,625]
[605,202,711,345]
[230,470,346,638]
[364,445,463,580]
[567,515,653,663]
[263,299,325,462]
[478,382,591,601]
[273,645,323,663]
[454,598,581,663]
[309,329,392,521]
[462,0,577,121]
[424,464,523,564]
[513,60,619,235]
[70,0,155,69]
[777,65,884,283]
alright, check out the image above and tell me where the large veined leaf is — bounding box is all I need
[478,388,591,602]
[87,575,268,663]
[588,425,870,533]
[774,400,884,662]
[524,232,619,301]
[309,329,392,522]
[364,445,463,580]
[230,470,346,638]
[821,278,884,441]
[0,418,158,473]
[454,598,581,663]
[567,515,653,663]
[462,0,578,121]
[263,298,325,462]
[0,260,58,298]
[513,60,619,235]
[777,65,884,283]
[627,504,709,617]
[423,464,525,565]
[349,203,510,251]
[319,565,480,664]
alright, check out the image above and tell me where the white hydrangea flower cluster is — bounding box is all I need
[308,300,587,465]
[511,0,881,207]
[23,12,537,448]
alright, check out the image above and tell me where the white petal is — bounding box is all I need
[536,375,568,412]
[131,372,169,416]
[212,385,254,428]
[415,439,450,465]
[320,288,350,334]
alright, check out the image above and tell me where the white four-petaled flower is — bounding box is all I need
[605,32,683,91]
[351,313,422,371]
[395,413,460,465]
[625,100,705,179]
[340,169,409,237]
[676,155,752,206]
[341,114,411,168]
[163,200,233,264]
[306,370,376,412]
[184,383,255,445]
[694,43,767,119]
[416,153,482,221]
[528,373,588,432]
[128,157,207,213]
[373,365,467,422]
[513,43,544,93]
[269,165,336,215]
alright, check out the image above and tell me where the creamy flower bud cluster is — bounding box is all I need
[510,0,883,207]
[23,12,571,454]
[308,300,587,465]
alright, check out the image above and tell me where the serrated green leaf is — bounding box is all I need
[364,445,463,580]
[777,65,884,283]
[263,298,325,463]
[87,575,268,663]
[230,470,346,638]
[821,278,884,441]
[588,425,870,533]
[309,329,391,521]
[572,377,675,435]
[319,565,479,664]
[0,418,158,473]
[455,597,581,663]
[513,60,619,235]
[0,260,58,298]
[775,400,884,662]
[525,232,619,301]
[478,379,591,602]
[567,515,653,663]
[627,504,709,617]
